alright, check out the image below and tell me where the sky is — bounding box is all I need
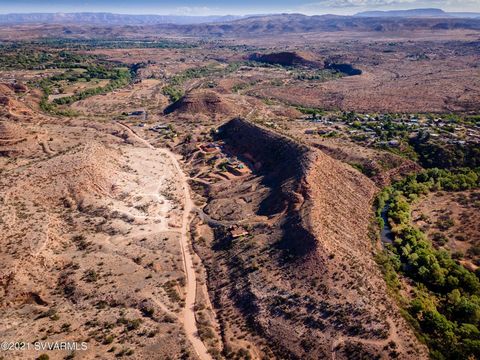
[0,0,479,15]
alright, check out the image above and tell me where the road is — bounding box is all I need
[161,148,213,360]
[116,121,212,360]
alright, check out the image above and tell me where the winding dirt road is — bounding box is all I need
[162,148,212,360]
[116,122,212,360]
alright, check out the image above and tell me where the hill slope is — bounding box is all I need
[191,119,428,359]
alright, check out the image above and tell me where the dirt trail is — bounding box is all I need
[161,148,212,360]
[331,318,399,360]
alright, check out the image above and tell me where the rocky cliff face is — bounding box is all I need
[197,118,427,359]
[218,118,312,203]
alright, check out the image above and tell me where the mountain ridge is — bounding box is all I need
[355,8,480,18]
[147,14,480,37]
[1,12,480,40]
[0,8,480,26]
[0,12,249,25]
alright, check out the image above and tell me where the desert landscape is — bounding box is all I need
[0,5,480,360]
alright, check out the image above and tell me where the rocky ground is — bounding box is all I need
[1,23,478,359]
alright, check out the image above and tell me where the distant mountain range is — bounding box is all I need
[355,8,480,19]
[0,8,479,26]
[146,13,480,37]
[0,8,480,27]
[0,12,247,25]
[1,12,480,39]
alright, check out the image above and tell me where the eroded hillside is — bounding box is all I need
[186,118,428,359]
[0,84,217,359]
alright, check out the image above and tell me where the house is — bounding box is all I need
[128,110,147,121]
[149,123,171,133]
[230,227,249,238]
[226,163,250,176]
[130,111,145,116]
[200,143,219,154]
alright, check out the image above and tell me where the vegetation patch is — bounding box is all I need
[376,168,480,359]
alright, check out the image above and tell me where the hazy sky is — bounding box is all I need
[0,0,479,15]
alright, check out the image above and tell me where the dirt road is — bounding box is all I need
[117,123,212,360]
[161,148,212,360]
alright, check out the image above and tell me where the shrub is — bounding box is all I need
[83,269,98,283]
